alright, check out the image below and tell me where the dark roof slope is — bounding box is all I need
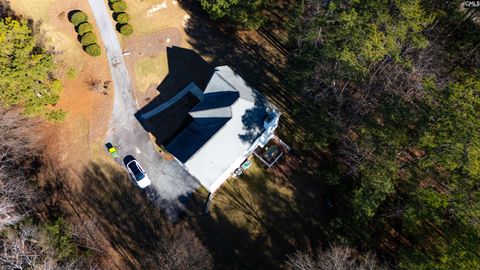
[166,117,230,163]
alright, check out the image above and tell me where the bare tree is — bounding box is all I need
[0,198,22,230]
[0,225,41,269]
[0,107,41,229]
[0,225,99,270]
[0,107,41,168]
[287,248,318,270]
[85,77,103,92]
[287,245,387,270]
[71,217,107,254]
[147,227,213,270]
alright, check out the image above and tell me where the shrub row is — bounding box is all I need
[69,11,88,26]
[108,0,134,36]
[77,22,93,35]
[118,23,133,36]
[115,12,130,24]
[85,44,101,57]
[68,11,101,57]
[111,1,127,12]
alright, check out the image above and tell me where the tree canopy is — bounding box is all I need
[289,0,480,268]
[0,17,64,120]
[399,77,480,269]
[199,0,269,29]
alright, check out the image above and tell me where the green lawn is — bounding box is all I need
[134,53,168,92]
[126,0,189,36]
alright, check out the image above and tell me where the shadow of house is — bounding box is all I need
[135,46,215,146]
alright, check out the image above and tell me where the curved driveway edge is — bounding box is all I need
[87,0,199,218]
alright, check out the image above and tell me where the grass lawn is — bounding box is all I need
[134,53,168,92]
[187,156,326,269]
[211,160,295,234]
[10,0,88,73]
[126,0,189,36]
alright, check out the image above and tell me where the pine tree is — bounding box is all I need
[0,17,64,120]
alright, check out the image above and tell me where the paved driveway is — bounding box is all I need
[87,0,199,217]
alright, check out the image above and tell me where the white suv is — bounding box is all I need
[126,159,151,188]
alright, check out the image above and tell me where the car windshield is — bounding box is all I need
[128,162,145,180]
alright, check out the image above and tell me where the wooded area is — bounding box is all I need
[0,17,65,121]
[200,0,480,269]
[288,1,480,269]
[0,105,213,269]
[199,0,269,29]
[0,106,97,268]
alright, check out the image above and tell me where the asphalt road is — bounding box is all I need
[87,0,199,217]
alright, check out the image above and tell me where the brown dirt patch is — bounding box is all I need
[124,28,182,58]
[47,59,113,172]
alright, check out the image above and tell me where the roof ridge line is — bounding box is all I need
[189,106,232,118]
[215,67,256,103]
[214,69,238,92]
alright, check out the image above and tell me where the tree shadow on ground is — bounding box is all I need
[77,162,173,269]
[40,161,181,269]
[176,0,320,150]
[177,0,299,116]
[185,156,335,269]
